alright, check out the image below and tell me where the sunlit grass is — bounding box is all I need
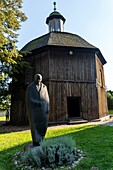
[0,131,31,151]
[0,128,31,170]
[0,116,5,121]
[46,125,95,138]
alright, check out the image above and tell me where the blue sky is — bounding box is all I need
[17,0,113,90]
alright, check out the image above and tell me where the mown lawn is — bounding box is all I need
[0,116,5,121]
[109,110,113,114]
[0,118,113,169]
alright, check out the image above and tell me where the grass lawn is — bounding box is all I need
[0,118,113,169]
[0,116,5,121]
[109,110,113,114]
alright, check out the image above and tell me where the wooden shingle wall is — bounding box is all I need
[10,46,108,125]
[96,54,108,118]
[48,47,99,122]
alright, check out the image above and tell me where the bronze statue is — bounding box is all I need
[26,74,49,146]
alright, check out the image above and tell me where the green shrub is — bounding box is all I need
[16,136,83,169]
[107,90,113,110]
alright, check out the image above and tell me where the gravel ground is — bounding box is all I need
[48,115,113,130]
[1,115,113,133]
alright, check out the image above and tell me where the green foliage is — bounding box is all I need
[21,136,79,169]
[106,90,113,110]
[10,54,30,81]
[0,94,11,110]
[108,110,113,114]
[0,0,28,107]
[0,0,27,65]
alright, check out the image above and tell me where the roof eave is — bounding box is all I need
[95,49,107,65]
[46,15,66,24]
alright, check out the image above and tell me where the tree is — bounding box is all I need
[0,0,27,110]
[106,90,113,110]
[0,0,27,65]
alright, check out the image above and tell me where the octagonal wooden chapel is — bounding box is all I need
[10,3,108,125]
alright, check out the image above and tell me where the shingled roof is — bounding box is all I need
[21,32,106,64]
[21,32,96,51]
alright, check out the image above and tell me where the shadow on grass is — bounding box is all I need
[0,122,30,134]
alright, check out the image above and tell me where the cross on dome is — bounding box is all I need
[53,2,56,11]
[46,2,66,32]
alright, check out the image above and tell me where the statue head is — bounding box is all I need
[34,74,42,85]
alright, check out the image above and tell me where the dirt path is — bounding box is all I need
[48,116,113,130]
[0,115,113,133]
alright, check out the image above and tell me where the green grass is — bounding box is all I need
[108,110,113,114]
[0,120,113,169]
[0,116,5,121]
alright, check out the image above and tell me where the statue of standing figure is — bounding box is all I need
[26,73,49,146]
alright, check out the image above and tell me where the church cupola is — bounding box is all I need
[46,2,66,32]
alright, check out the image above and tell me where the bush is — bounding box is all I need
[15,136,84,169]
[107,90,113,110]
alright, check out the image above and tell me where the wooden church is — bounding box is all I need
[10,3,108,125]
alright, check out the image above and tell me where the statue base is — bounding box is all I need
[24,143,40,151]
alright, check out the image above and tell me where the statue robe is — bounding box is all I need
[26,82,49,144]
